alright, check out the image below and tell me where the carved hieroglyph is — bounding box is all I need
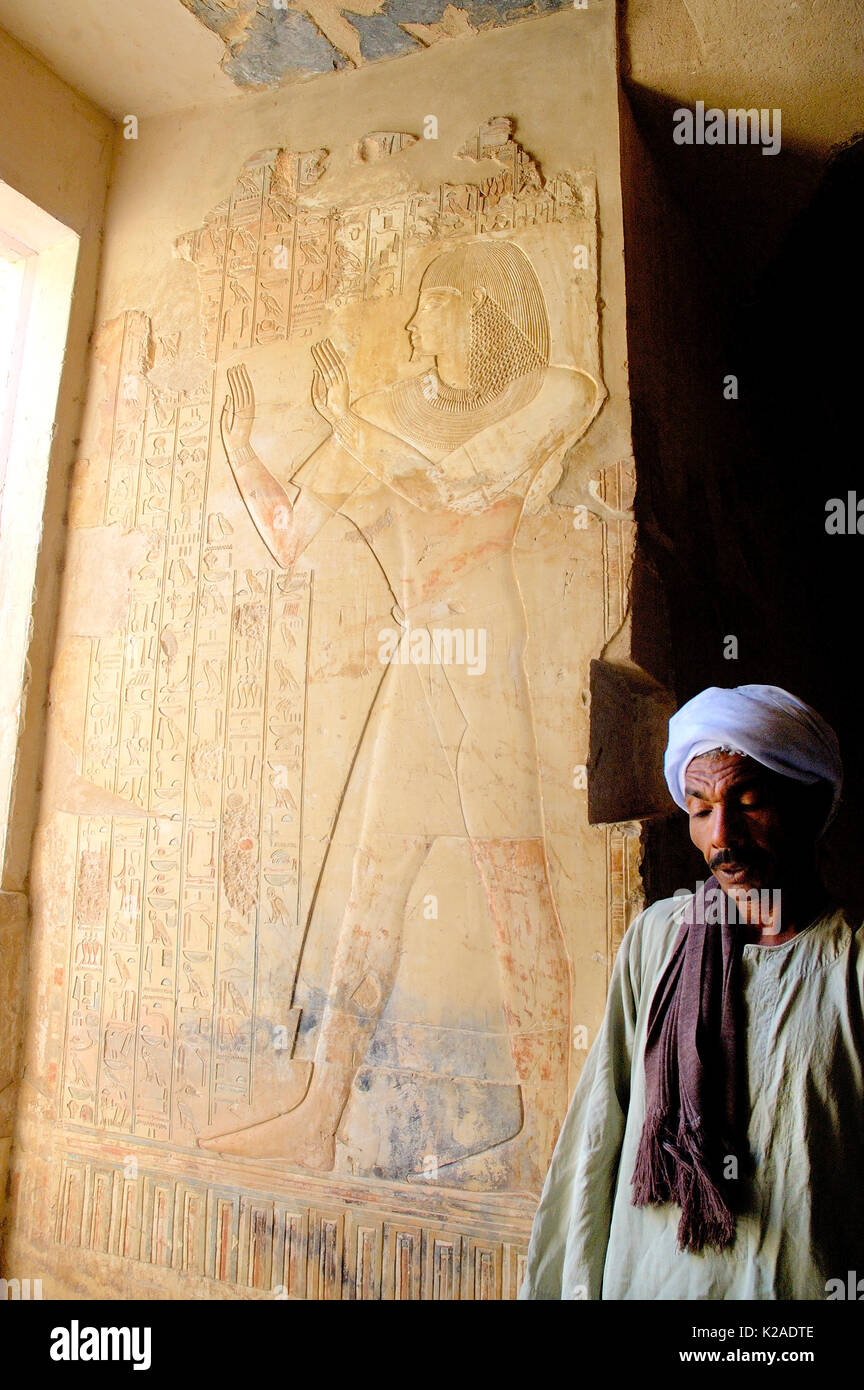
[18,116,627,1295]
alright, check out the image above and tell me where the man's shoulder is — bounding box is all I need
[816,900,864,959]
[617,893,690,994]
[625,892,691,945]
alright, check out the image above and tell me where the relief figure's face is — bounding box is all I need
[406,284,482,387]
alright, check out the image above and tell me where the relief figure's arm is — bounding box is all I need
[222,364,335,569]
[311,338,443,511]
[371,368,602,512]
[457,368,600,480]
[329,408,443,511]
[310,340,603,513]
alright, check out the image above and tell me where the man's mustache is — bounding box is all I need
[709,848,766,873]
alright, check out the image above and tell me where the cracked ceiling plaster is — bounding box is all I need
[178,0,570,84]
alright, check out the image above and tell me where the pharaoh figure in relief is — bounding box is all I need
[201,237,601,1190]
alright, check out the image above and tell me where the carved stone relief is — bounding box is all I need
[10,111,631,1297]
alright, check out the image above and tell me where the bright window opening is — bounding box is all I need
[0,182,79,880]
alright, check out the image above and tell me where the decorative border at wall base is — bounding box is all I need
[54,1148,533,1300]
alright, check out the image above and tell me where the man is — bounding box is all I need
[520,683,864,1300]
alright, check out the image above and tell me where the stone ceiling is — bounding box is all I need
[177,0,568,83]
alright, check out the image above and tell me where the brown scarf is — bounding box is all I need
[630,876,747,1252]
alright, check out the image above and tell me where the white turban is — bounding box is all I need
[664,684,843,824]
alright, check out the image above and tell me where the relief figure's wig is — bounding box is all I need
[420,240,550,398]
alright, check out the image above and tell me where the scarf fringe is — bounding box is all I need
[631,1109,679,1206]
[632,1112,736,1253]
[673,1123,736,1252]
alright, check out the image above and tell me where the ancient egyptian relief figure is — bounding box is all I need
[201,238,602,1191]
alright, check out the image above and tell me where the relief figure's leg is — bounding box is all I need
[427,658,571,1191]
[464,837,571,1188]
[199,832,432,1165]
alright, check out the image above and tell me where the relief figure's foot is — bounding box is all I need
[197,1060,313,1143]
[199,1109,336,1168]
[197,1063,352,1168]
[413,1129,545,1197]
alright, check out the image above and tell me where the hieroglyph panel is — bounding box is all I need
[172,119,596,364]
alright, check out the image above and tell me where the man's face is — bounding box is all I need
[684,751,811,895]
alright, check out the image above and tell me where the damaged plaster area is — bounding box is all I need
[178,0,570,83]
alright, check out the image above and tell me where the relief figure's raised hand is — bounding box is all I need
[221,363,256,460]
[311,338,351,425]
